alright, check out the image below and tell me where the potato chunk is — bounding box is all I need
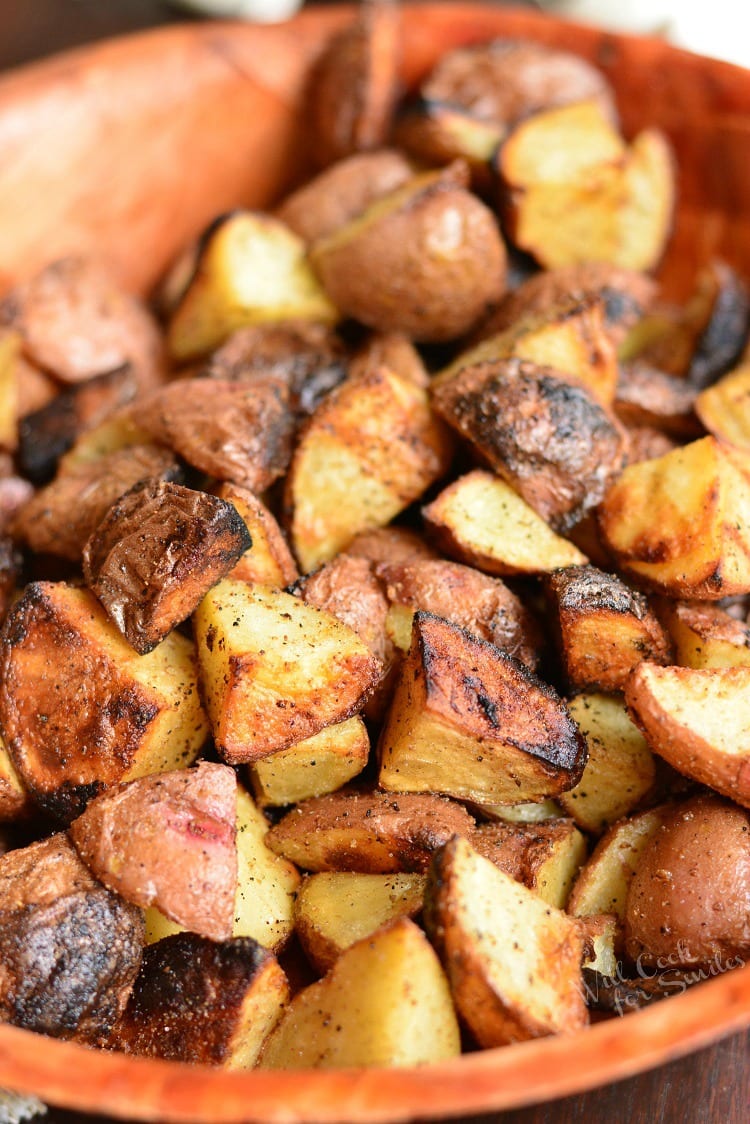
[695,362,750,448]
[615,362,699,437]
[285,366,452,572]
[214,483,298,588]
[294,871,426,972]
[470,819,587,908]
[84,480,251,653]
[265,789,475,873]
[0,737,30,822]
[259,918,460,1069]
[567,807,665,923]
[378,611,586,805]
[0,582,208,821]
[422,470,587,577]
[598,436,750,599]
[249,717,370,807]
[110,934,288,1066]
[0,834,143,1044]
[424,836,587,1045]
[69,762,237,941]
[626,662,750,807]
[544,565,671,692]
[659,600,750,669]
[193,579,381,763]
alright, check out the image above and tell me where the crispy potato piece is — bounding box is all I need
[470,819,587,909]
[567,807,666,923]
[84,480,250,653]
[0,582,208,822]
[626,662,750,807]
[349,331,428,389]
[659,599,750,669]
[695,362,750,448]
[439,295,619,407]
[433,359,627,532]
[481,264,656,349]
[294,872,426,973]
[110,933,288,1067]
[423,470,587,577]
[559,694,655,834]
[167,212,338,362]
[686,262,750,390]
[424,836,587,1045]
[286,366,452,572]
[346,525,440,566]
[624,425,678,465]
[17,365,137,485]
[266,789,475,873]
[0,833,144,1044]
[310,166,507,342]
[0,256,164,388]
[202,321,347,417]
[249,717,370,807]
[615,362,699,437]
[377,557,540,670]
[57,409,153,470]
[0,737,31,822]
[544,565,671,692]
[131,377,295,493]
[625,795,750,968]
[394,104,502,189]
[307,0,400,168]
[261,917,459,1068]
[69,762,237,941]
[193,579,381,763]
[213,483,298,588]
[293,554,389,664]
[598,437,750,599]
[276,150,413,245]
[378,611,586,805]
[12,443,181,561]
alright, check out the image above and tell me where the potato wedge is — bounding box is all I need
[260,918,460,1069]
[285,365,452,572]
[424,836,587,1045]
[422,470,587,577]
[265,789,475,873]
[349,331,428,389]
[84,480,251,653]
[310,166,507,342]
[659,599,750,669]
[167,212,338,361]
[69,762,237,942]
[626,661,750,807]
[110,933,288,1067]
[58,410,154,470]
[686,261,750,390]
[544,565,671,692]
[193,580,381,763]
[598,436,750,599]
[471,819,587,909]
[378,611,586,805]
[0,834,144,1044]
[249,717,370,807]
[294,871,426,973]
[559,694,655,834]
[615,362,699,437]
[695,362,750,448]
[567,807,666,922]
[214,483,298,588]
[0,582,208,822]
[393,103,502,189]
[292,554,389,665]
[0,737,29,822]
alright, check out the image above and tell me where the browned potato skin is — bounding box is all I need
[307,0,400,168]
[0,833,144,1044]
[69,762,237,942]
[350,332,429,388]
[84,480,251,654]
[419,39,615,131]
[470,819,580,893]
[266,789,476,873]
[202,321,347,417]
[432,358,628,532]
[109,933,288,1064]
[276,150,413,245]
[480,264,656,349]
[311,166,508,343]
[615,362,700,437]
[346,526,440,566]
[624,795,750,968]
[686,261,750,390]
[214,482,298,588]
[12,443,181,561]
[624,426,678,465]
[544,565,672,693]
[0,256,164,389]
[131,377,294,493]
[376,557,541,670]
[18,366,137,485]
[292,554,389,666]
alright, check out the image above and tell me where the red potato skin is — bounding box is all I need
[69,762,238,942]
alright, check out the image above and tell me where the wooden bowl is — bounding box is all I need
[0,4,749,1120]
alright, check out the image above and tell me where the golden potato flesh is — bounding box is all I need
[470,819,587,909]
[598,436,750,599]
[624,795,750,967]
[213,483,298,588]
[696,362,750,448]
[567,807,665,923]
[659,600,750,669]
[0,737,30,822]
[310,166,507,342]
[0,583,208,822]
[249,717,370,807]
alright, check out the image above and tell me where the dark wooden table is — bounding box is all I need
[0,3,748,1123]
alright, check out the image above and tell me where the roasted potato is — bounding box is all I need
[292,554,390,666]
[346,525,440,566]
[213,483,298,588]
[614,362,700,437]
[0,737,31,822]
[685,261,750,390]
[658,599,750,669]
[567,807,666,924]
[249,717,370,807]
[470,818,587,908]
[349,330,429,388]
[695,361,750,448]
